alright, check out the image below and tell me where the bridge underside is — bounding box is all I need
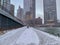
[0,14,24,31]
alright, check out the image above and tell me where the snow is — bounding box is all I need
[0,26,60,45]
[16,28,39,45]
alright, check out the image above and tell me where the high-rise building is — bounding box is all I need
[10,4,15,16]
[17,6,24,20]
[6,0,10,11]
[43,0,57,24]
[24,0,35,19]
[0,0,3,8]
[25,11,32,21]
[0,0,1,6]
[1,0,10,11]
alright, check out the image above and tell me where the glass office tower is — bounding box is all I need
[24,0,35,19]
[43,0,57,24]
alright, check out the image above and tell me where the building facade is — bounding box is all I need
[10,4,15,16]
[25,11,32,21]
[26,17,42,26]
[24,11,32,25]
[17,6,24,20]
[43,0,57,24]
[24,0,35,19]
[0,0,1,7]
[1,0,10,11]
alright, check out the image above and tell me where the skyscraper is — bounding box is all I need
[1,0,10,11]
[10,4,15,16]
[43,0,57,24]
[6,0,10,11]
[17,6,24,20]
[24,0,35,19]
[0,0,1,6]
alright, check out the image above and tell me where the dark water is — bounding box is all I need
[35,27,60,37]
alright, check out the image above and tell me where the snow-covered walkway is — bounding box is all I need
[0,26,60,45]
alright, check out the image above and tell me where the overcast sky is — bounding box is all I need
[11,0,60,20]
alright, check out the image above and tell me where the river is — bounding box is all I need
[35,27,60,37]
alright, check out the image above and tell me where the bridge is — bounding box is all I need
[0,7,24,31]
